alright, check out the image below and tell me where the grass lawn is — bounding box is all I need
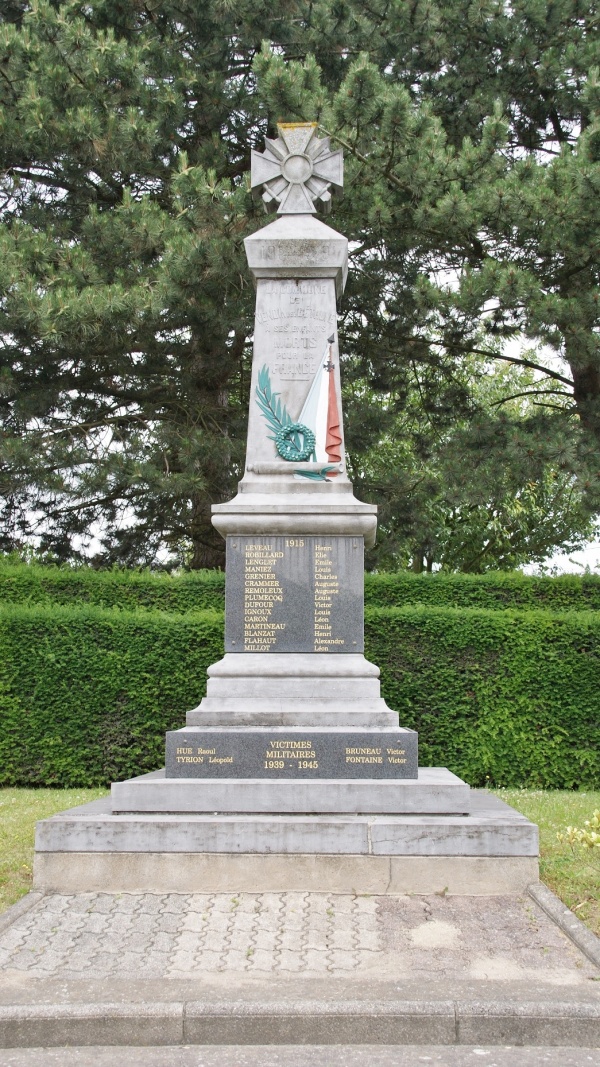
[0,788,107,913]
[0,788,598,936]
[492,789,600,937]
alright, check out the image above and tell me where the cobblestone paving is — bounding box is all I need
[0,892,597,982]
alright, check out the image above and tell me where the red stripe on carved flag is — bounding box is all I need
[326,368,342,470]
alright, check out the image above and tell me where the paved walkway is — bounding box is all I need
[0,891,597,983]
[0,890,598,1051]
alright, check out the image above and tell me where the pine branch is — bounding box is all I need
[381,336,574,388]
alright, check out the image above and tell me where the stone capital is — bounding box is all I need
[244,214,348,298]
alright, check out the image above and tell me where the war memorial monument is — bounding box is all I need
[34,124,538,895]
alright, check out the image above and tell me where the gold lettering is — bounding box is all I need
[265,750,317,759]
[268,740,313,748]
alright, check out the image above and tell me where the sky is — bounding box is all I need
[523,538,600,575]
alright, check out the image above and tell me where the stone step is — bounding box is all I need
[34,802,539,860]
[33,790,539,895]
[190,653,399,729]
[111,768,465,814]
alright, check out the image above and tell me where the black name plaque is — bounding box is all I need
[166,729,418,779]
[225,535,364,654]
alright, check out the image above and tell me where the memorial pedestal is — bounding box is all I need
[188,653,396,727]
[33,787,539,896]
[33,123,538,894]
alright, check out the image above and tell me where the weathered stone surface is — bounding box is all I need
[112,768,467,814]
[225,535,363,655]
[34,791,538,861]
[244,214,348,293]
[165,728,417,780]
[32,852,540,895]
[190,653,398,728]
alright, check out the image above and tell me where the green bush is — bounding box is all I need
[0,601,597,789]
[363,571,600,611]
[366,606,600,790]
[0,562,225,613]
[0,604,222,786]
[1,561,599,613]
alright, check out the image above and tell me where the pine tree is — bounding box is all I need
[256,0,600,507]
[347,357,596,572]
[0,1,266,566]
[1,1,599,566]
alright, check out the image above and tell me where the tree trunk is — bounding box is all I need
[570,360,600,445]
[188,494,226,570]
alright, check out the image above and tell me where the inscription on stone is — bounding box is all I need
[256,279,335,380]
[225,536,363,654]
[165,729,418,779]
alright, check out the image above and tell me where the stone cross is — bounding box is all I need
[251,122,343,215]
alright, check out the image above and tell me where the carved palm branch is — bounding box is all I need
[255,365,292,440]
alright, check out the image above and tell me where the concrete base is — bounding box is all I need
[33,852,539,895]
[111,768,470,814]
[34,791,539,894]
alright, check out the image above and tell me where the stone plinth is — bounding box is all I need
[164,728,418,780]
[189,653,396,728]
[33,791,539,895]
[112,768,464,814]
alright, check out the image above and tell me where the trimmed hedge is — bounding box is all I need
[0,563,599,613]
[0,604,222,787]
[0,563,225,613]
[367,606,599,790]
[363,571,600,611]
[0,602,597,789]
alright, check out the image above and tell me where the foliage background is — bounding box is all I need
[0,1,599,571]
[0,565,597,789]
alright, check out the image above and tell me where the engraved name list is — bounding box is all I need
[225,536,364,654]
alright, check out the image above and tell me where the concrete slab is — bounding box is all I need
[110,767,470,815]
[35,791,537,855]
[32,852,539,894]
[33,789,539,893]
[33,788,538,893]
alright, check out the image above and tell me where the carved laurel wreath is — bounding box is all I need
[274,422,316,462]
